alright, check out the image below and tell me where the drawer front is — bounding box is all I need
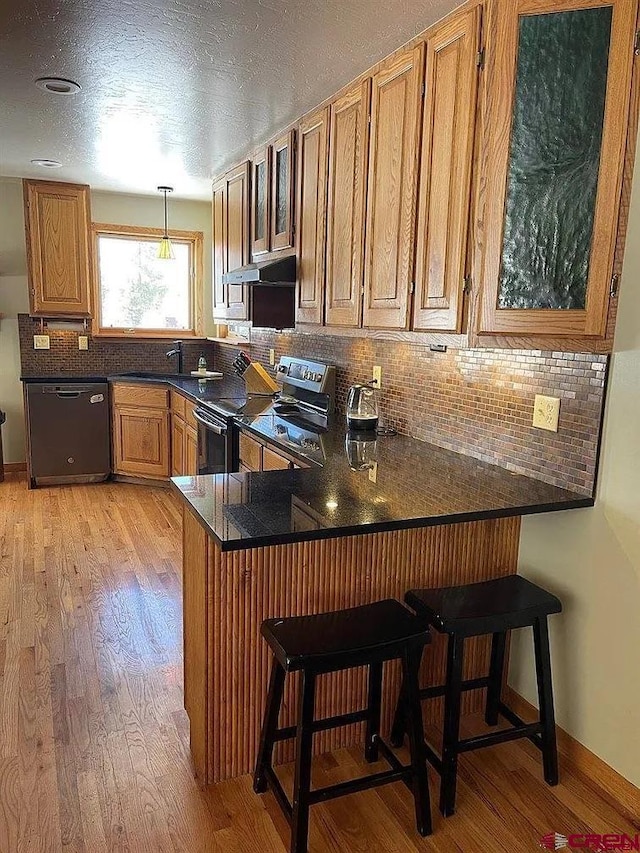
[262,446,292,471]
[184,398,197,428]
[170,390,187,420]
[112,383,169,410]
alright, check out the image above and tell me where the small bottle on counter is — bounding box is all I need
[198,354,207,374]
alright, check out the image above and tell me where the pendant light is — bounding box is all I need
[157,185,174,259]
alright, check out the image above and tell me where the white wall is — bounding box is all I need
[510,137,640,788]
[0,177,212,463]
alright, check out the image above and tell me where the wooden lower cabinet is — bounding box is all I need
[262,446,292,471]
[185,425,198,476]
[171,416,186,477]
[239,433,263,472]
[112,407,170,479]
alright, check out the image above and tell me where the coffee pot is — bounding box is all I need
[346,383,379,431]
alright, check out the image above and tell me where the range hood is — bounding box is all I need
[221,255,296,286]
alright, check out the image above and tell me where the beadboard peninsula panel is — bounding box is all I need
[182,509,521,784]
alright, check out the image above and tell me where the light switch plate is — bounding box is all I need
[78,335,89,350]
[372,366,382,388]
[269,348,275,366]
[533,395,560,432]
[33,334,50,350]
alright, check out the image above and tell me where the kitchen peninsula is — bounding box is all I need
[172,426,592,784]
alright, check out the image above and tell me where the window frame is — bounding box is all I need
[91,222,204,339]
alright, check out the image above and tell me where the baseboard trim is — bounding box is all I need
[3,462,27,472]
[504,686,640,817]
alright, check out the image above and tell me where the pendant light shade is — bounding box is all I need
[157,185,174,259]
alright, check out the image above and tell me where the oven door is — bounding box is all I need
[193,408,233,474]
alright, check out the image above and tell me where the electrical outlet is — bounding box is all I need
[33,334,50,350]
[368,462,378,484]
[269,348,275,366]
[372,366,382,388]
[533,395,561,432]
[78,335,89,351]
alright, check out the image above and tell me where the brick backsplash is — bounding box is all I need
[216,330,607,496]
[18,314,606,496]
[18,315,217,377]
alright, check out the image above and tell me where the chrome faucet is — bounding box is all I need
[166,340,184,374]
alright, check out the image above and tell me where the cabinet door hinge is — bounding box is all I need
[610,273,620,298]
[409,281,415,295]
[421,82,426,97]
[476,48,485,69]
[463,275,472,295]
[634,30,640,55]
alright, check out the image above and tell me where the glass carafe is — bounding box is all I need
[346,383,379,431]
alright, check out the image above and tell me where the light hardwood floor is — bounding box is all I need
[0,474,636,852]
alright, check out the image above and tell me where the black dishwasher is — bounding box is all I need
[26,382,111,487]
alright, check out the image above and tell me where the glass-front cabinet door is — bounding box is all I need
[271,129,295,251]
[478,0,636,338]
[251,146,270,256]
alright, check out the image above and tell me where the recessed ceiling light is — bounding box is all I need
[31,158,63,168]
[35,77,81,95]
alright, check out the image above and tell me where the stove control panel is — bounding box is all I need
[275,356,335,407]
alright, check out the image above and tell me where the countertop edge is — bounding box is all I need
[170,478,594,552]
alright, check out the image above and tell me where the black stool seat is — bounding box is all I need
[406,575,562,637]
[393,574,562,818]
[255,599,432,852]
[262,599,429,673]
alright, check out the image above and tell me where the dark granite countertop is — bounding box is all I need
[107,372,248,404]
[172,423,594,551]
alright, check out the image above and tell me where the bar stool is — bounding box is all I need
[391,575,562,817]
[253,599,432,853]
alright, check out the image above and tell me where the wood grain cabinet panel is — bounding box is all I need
[478,0,636,339]
[225,162,251,320]
[171,415,186,477]
[296,107,329,325]
[413,8,480,332]
[112,383,169,410]
[363,45,424,330]
[325,80,371,327]
[185,425,198,476]
[262,446,292,471]
[113,408,170,479]
[212,162,250,321]
[23,180,93,317]
[239,433,263,472]
[212,177,227,318]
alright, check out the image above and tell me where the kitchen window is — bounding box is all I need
[92,224,203,337]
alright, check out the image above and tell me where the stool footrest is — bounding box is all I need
[419,675,490,700]
[497,702,544,749]
[309,767,406,805]
[458,722,542,753]
[273,708,370,743]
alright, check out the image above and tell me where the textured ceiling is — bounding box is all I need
[0,0,460,199]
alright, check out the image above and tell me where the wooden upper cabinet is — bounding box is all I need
[251,146,271,255]
[413,9,481,332]
[212,162,250,321]
[363,45,425,330]
[23,180,92,317]
[225,161,250,320]
[296,107,329,325]
[325,80,371,327]
[271,130,295,251]
[478,0,636,339]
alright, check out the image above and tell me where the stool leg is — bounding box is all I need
[533,617,559,786]
[390,676,407,748]
[254,658,286,794]
[402,644,432,837]
[290,669,316,853]
[440,634,464,817]
[485,631,507,726]
[365,662,383,762]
